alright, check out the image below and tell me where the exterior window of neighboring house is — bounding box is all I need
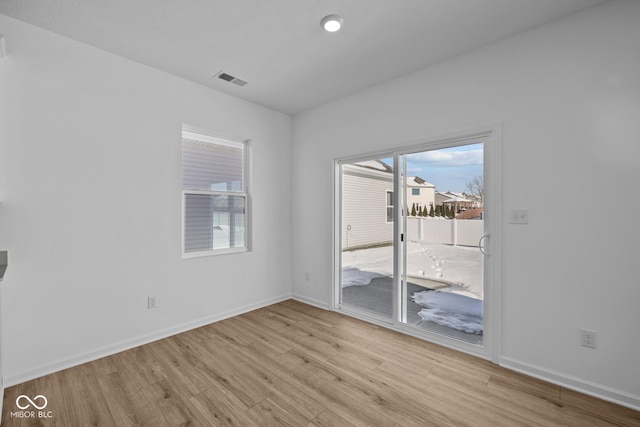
[182,128,249,257]
[386,190,393,223]
[412,188,420,196]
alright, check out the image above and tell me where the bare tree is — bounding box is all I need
[465,175,484,207]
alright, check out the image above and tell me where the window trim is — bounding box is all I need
[181,125,251,258]
[386,190,394,224]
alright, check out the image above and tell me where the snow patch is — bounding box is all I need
[342,268,386,287]
[412,290,483,334]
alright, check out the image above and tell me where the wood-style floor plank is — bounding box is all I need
[3,299,639,426]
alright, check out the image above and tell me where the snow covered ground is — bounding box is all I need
[342,241,484,334]
[342,241,483,297]
[341,267,386,286]
[412,291,483,334]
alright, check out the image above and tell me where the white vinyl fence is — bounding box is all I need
[407,218,483,247]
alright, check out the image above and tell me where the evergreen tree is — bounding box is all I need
[429,205,435,217]
[435,205,441,217]
[411,203,417,216]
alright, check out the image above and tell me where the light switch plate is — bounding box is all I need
[510,209,529,224]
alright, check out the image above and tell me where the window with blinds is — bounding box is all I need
[182,128,249,256]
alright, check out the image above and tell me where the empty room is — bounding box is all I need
[1,0,639,425]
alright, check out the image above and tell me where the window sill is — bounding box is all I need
[182,247,248,259]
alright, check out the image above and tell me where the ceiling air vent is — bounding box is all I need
[215,71,248,87]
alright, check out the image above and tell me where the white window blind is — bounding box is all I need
[182,130,249,256]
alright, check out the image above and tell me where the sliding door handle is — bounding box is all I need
[479,234,489,256]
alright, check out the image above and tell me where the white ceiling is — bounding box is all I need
[0,0,606,114]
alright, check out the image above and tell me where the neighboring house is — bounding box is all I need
[342,160,393,250]
[407,176,436,214]
[435,191,478,214]
[342,161,436,250]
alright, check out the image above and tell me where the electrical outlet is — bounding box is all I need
[148,296,157,309]
[581,329,596,349]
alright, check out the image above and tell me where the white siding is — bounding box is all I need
[407,186,435,213]
[341,167,393,250]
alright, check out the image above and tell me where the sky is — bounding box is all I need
[407,142,483,193]
[384,142,483,193]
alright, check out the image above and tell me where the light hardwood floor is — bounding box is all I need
[2,300,639,426]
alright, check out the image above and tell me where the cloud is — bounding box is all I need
[409,148,483,167]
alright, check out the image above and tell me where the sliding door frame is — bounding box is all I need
[333,151,398,325]
[333,124,502,362]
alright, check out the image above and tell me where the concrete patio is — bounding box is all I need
[341,241,484,344]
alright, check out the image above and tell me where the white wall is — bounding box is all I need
[0,14,292,384]
[292,0,640,409]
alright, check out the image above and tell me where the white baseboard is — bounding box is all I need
[291,293,331,310]
[0,382,4,420]
[500,356,640,412]
[3,293,291,388]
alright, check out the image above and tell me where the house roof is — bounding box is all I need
[437,192,474,203]
[353,159,393,173]
[408,177,435,188]
[350,162,435,188]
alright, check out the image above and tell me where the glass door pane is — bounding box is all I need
[340,157,395,320]
[402,143,485,345]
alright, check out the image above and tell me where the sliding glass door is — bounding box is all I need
[337,134,495,354]
[401,144,485,346]
[339,158,396,321]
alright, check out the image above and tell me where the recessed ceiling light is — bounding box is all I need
[321,15,344,33]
